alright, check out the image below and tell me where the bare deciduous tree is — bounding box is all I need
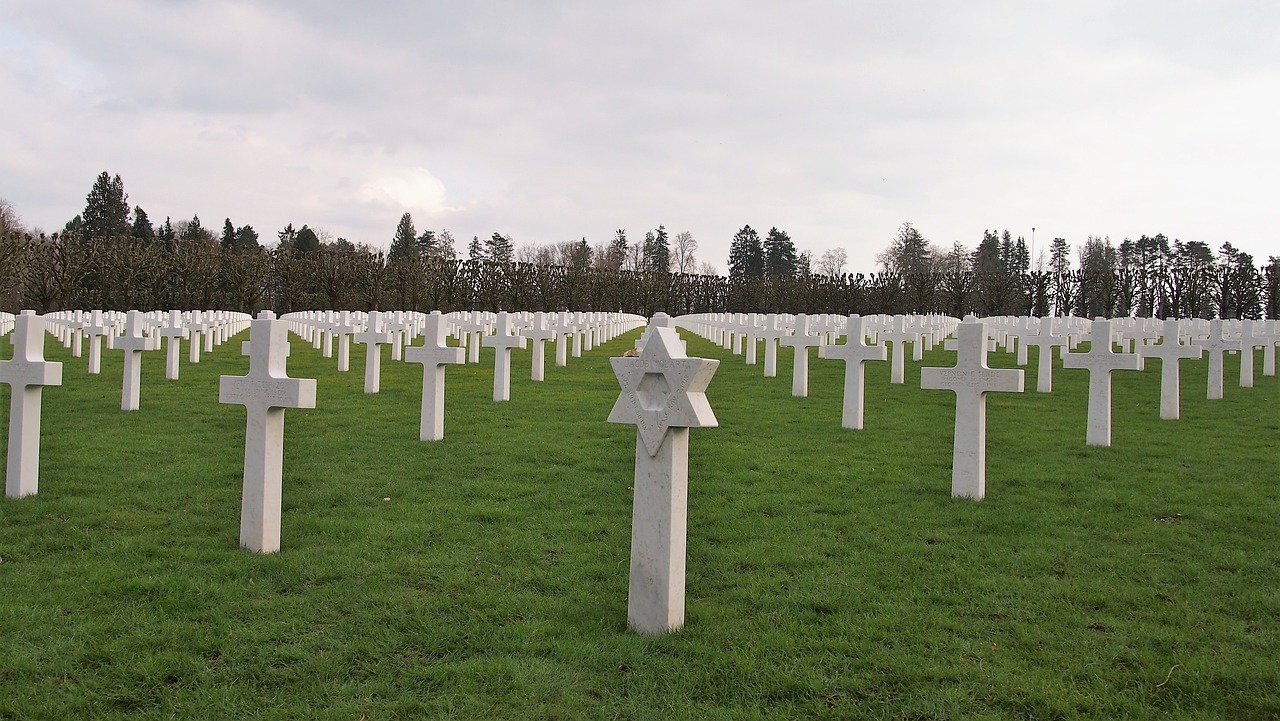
[817,247,847,277]
[670,230,697,274]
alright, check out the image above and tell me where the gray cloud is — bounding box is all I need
[2,0,1276,272]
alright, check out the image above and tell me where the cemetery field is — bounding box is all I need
[1,326,1277,720]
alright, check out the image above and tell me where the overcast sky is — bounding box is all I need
[3,1,1277,273]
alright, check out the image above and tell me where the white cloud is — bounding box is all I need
[358,167,454,218]
[1,0,1277,270]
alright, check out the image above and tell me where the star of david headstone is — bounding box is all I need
[608,326,718,456]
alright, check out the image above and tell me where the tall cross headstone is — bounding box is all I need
[554,312,573,367]
[524,311,557,381]
[1020,317,1066,393]
[880,315,917,384]
[742,313,761,365]
[920,316,1024,500]
[1192,319,1240,400]
[1,311,63,498]
[818,315,887,429]
[608,321,718,635]
[332,311,358,372]
[158,309,188,381]
[781,313,823,397]
[1061,318,1142,446]
[218,311,317,554]
[84,310,110,374]
[117,310,157,411]
[355,310,394,394]
[1138,318,1202,420]
[404,311,465,441]
[187,311,206,363]
[1238,319,1267,388]
[482,311,528,402]
[757,314,784,378]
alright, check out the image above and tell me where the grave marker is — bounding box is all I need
[117,310,157,411]
[1020,317,1066,393]
[1061,318,1142,446]
[1238,319,1267,388]
[818,315,887,429]
[524,311,557,381]
[482,311,528,402]
[219,311,317,554]
[920,316,1024,500]
[1138,318,1202,420]
[84,310,111,374]
[880,316,917,384]
[355,310,394,394]
[757,314,784,378]
[404,312,465,441]
[1192,319,1240,400]
[158,309,188,380]
[608,321,718,635]
[1,311,63,498]
[781,313,823,397]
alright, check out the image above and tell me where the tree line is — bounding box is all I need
[1,174,1275,320]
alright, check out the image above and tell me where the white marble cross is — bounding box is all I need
[1193,319,1240,400]
[1138,318,1202,420]
[332,311,359,372]
[187,311,206,363]
[1061,318,1142,446]
[524,311,557,381]
[608,322,718,636]
[1237,319,1268,388]
[482,311,528,402]
[1,311,63,498]
[117,310,157,411]
[757,313,785,378]
[781,313,823,397]
[84,310,111,374]
[1019,317,1066,393]
[920,316,1024,500]
[742,313,761,365]
[404,311,465,441]
[880,315,917,384]
[355,310,394,394]
[1260,320,1278,377]
[218,310,317,554]
[158,309,188,381]
[818,315,887,429]
[553,312,573,367]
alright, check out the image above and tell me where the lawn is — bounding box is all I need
[0,321,1277,720]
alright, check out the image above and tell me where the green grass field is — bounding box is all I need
[1,323,1277,720]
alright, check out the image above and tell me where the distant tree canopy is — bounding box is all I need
[1,175,1273,321]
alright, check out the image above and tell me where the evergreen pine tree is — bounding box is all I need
[235,225,260,251]
[294,225,320,252]
[643,225,670,273]
[763,227,798,277]
[221,219,236,248]
[728,225,764,278]
[606,229,627,271]
[180,215,208,243]
[417,229,436,257]
[130,207,155,244]
[81,171,130,240]
[389,212,418,261]
[158,217,176,248]
[485,232,514,263]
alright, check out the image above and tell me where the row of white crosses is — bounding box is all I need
[1,309,255,497]
[40,309,248,378]
[668,313,1278,501]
